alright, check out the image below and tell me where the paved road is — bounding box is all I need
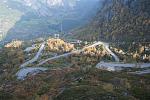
[37,50,81,66]
[21,41,120,68]
[17,40,128,80]
[129,69,150,75]
[17,40,150,79]
[37,41,114,66]
[24,44,36,52]
[83,41,119,62]
[17,41,109,80]
[20,42,45,68]
[104,45,120,62]
[16,67,48,80]
[96,62,150,71]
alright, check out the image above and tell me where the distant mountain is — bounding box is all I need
[14,0,79,16]
[73,0,150,42]
[22,0,77,8]
[0,0,99,42]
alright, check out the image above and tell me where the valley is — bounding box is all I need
[0,0,150,100]
[0,0,99,42]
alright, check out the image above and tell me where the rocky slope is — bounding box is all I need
[73,0,150,42]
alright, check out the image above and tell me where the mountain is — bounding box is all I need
[0,0,99,42]
[73,0,150,42]
[14,0,78,16]
[22,0,77,8]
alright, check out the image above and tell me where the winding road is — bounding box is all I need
[37,41,118,66]
[16,67,48,80]
[17,40,150,79]
[104,44,120,62]
[96,62,150,71]
[21,41,119,68]
[20,42,45,68]
[37,51,79,66]
[24,44,36,52]
[129,69,150,75]
[17,41,114,79]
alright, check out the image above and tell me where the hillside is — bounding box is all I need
[0,38,149,100]
[72,0,150,42]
